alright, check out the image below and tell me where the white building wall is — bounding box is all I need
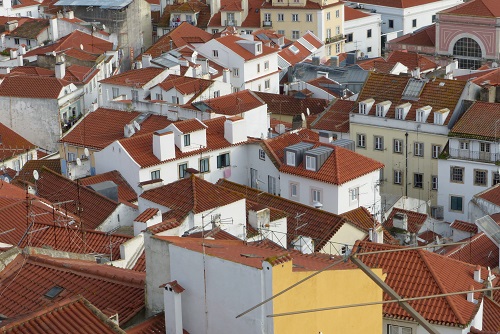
[344,13,382,58]
[245,143,281,195]
[192,199,247,239]
[338,170,381,217]
[95,204,138,232]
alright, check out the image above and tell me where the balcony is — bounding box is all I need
[448,148,500,163]
[262,20,272,27]
[170,20,195,28]
[325,34,345,44]
[225,20,238,26]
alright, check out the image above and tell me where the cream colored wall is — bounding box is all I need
[321,223,367,255]
[59,143,96,168]
[350,123,447,206]
[272,261,384,333]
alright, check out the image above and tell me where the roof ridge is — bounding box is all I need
[418,249,467,325]
[191,174,198,212]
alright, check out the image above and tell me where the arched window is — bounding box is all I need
[453,37,482,69]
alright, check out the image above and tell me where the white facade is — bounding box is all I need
[344,12,382,58]
[149,80,233,106]
[0,0,39,18]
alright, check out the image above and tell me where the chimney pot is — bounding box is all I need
[467,285,477,303]
[474,265,483,283]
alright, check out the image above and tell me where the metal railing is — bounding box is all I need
[325,34,345,44]
[225,20,238,26]
[448,148,500,163]
[262,20,272,27]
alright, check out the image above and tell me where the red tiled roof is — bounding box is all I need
[0,296,124,334]
[216,179,351,250]
[0,75,71,99]
[195,90,265,116]
[0,253,145,324]
[64,64,96,84]
[126,312,166,334]
[357,72,468,125]
[139,22,213,60]
[36,167,119,230]
[146,218,182,235]
[0,167,16,180]
[0,122,36,161]
[341,206,398,244]
[386,50,437,71]
[309,99,355,133]
[384,208,427,234]
[450,220,478,234]
[356,58,399,74]
[120,116,246,168]
[388,24,436,47]
[171,118,207,133]
[134,208,159,223]
[141,175,244,218]
[14,159,61,184]
[440,0,500,18]
[187,225,240,240]
[60,108,173,150]
[351,0,440,9]
[476,184,500,205]
[100,67,167,87]
[80,170,138,204]
[418,230,441,245]
[482,297,500,332]
[255,91,328,117]
[131,251,146,272]
[344,5,371,20]
[241,0,262,27]
[216,35,278,61]
[9,19,49,39]
[440,233,499,269]
[157,74,214,95]
[11,66,54,76]
[454,68,500,85]
[350,241,494,326]
[450,101,500,141]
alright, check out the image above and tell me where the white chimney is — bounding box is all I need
[292,235,314,254]
[65,10,74,19]
[412,67,421,79]
[224,117,247,144]
[222,68,230,83]
[393,213,408,231]
[248,207,270,230]
[55,62,65,79]
[474,265,483,283]
[49,17,58,42]
[164,281,184,334]
[135,61,142,69]
[467,285,477,304]
[142,54,151,68]
[9,48,17,59]
[368,228,373,241]
[133,208,162,236]
[124,123,135,138]
[374,225,384,244]
[17,55,23,66]
[18,44,25,55]
[152,130,175,161]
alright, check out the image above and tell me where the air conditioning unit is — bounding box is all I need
[431,206,444,220]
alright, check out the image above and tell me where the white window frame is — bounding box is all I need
[311,188,322,204]
[432,175,438,190]
[357,133,366,148]
[286,151,296,166]
[394,170,402,185]
[305,156,316,171]
[394,139,403,154]
[292,14,299,22]
[290,182,299,198]
[432,145,441,159]
[374,136,384,150]
[414,142,424,157]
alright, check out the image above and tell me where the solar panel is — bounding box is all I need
[476,215,500,245]
[402,78,426,100]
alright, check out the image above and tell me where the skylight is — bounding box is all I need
[476,215,500,245]
[402,78,426,100]
[289,45,300,55]
[44,286,64,299]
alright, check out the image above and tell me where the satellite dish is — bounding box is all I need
[133,120,141,131]
[301,112,306,121]
[306,107,310,116]
[80,44,84,50]
[76,158,82,166]
[84,147,89,157]
[33,169,39,181]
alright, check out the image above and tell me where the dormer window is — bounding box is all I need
[183,134,190,146]
[375,101,391,117]
[305,156,316,171]
[395,108,403,120]
[360,104,367,114]
[395,103,411,120]
[286,151,296,166]
[359,98,374,115]
[433,108,449,125]
[416,106,431,123]
[257,43,262,53]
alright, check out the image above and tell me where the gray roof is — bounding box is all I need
[55,0,133,9]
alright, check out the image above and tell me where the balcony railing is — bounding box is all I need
[262,20,272,27]
[225,20,238,26]
[325,34,345,44]
[448,148,500,163]
[170,20,195,28]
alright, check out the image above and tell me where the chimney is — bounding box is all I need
[135,61,142,69]
[0,67,10,74]
[142,54,152,68]
[248,206,270,230]
[9,48,17,59]
[5,20,18,32]
[374,225,384,244]
[330,56,339,68]
[412,67,421,79]
[467,285,477,304]
[55,62,65,79]
[153,130,175,161]
[311,56,320,66]
[224,117,247,144]
[368,228,373,241]
[169,40,173,50]
[222,68,230,83]
[393,213,408,231]
[291,113,307,130]
[18,44,25,55]
[474,265,483,283]
[124,123,135,138]
[49,17,58,41]
[163,281,184,334]
[346,52,356,65]
[17,55,23,66]
[64,10,74,19]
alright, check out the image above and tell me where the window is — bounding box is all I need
[453,37,482,70]
[474,169,487,186]
[258,84,262,92]
[277,13,284,21]
[336,9,340,18]
[131,90,139,102]
[112,87,119,98]
[374,136,384,150]
[265,79,270,90]
[264,13,271,22]
[178,163,188,178]
[388,19,394,28]
[432,15,436,22]
[336,43,341,53]
[292,14,299,22]
[357,134,366,148]
[259,149,265,160]
[26,39,31,46]
[306,14,312,22]
[292,30,299,39]
[493,172,500,186]
[412,19,417,28]
[387,324,412,334]
[326,28,331,38]
[257,63,261,73]
[212,50,218,57]
[184,134,190,146]
[151,170,160,180]
[67,152,76,162]
[459,141,469,150]
[414,142,424,157]
[367,29,372,38]
[346,33,353,43]
[394,170,402,185]
[432,145,441,159]
[257,43,262,53]
[414,173,423,188]
[367,46,372,52]
[349,187,359,204]
[432,175,438,190]
[27,10,31,16]
[233,68,239,77]
[290,182,299,198]
[217,153,230,168]
[14,38,19,45]
[450,195,463,212]
[199,157,209,173]
[335,26,340,35]
[359,104,367,114]
[393,139,403,154]
[326,12,331,20]
[277,30,285,35]
[450,166,464,183]
[213,90,220,98]
[212,29,219,34]
[264,61,269,70]
[305,156,316,171]
[171,96,179,104]
[311,188,322,204]
[286,151,296,165]
[268,175,277,195]
[155,93,163,100]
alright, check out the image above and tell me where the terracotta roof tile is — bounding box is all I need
[0,75,72,99]
[455,68,500,85]
[482,297,500,332]
[241,0,262,27]
[134,208,159,223]
[126,312,166,334]
[171,118,207,133]
[476,184,500,205]
[187,225,240,240]
[14,159,60,184]
[35,167,120,230]
[9,19,49,39]
[11,66,54,76]
[450,101,500,141]
[80,170,138,204]
[215,35,278,61]
[441,0,500,18]
[157,74,214,95]
[439,233,499,269]
[341,206,398,244]
[418,230,441,245]
[310,99,355,133]
[351,0,441,9]
[0,254,145,324]
[344,5,371,20]
[0,296,125,334]
[194,90,265,116]
[386,50,438,71]
[100,67,167,88]
[0,122,36,161]
[216,179,350,250]
[131,251,146,272]
[255,91,328,117]
[384,208,427,234]
[357,72,468,125]
[450,220,478,234]
[356,58,399,74]
[388,24,436,48]
[350,241,494,326]
[0,167,16,180]
[60,108,173,150]
[146,218,182,234]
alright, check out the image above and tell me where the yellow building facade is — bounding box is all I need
[271,259,384,333]
[260,0,345,56]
